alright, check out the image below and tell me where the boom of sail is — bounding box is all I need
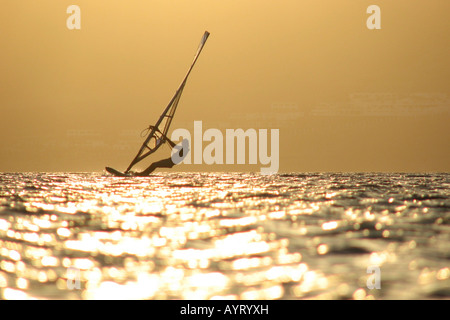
[124,31,210,173]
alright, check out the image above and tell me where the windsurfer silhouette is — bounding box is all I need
[135,137,189,176]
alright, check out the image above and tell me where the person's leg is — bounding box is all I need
[136,157,175,176]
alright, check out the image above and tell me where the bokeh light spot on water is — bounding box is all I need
[0,172,449,300]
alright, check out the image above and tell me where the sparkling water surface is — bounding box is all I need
[0,172,449,300]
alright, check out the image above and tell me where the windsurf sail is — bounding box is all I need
[123,31,210,173]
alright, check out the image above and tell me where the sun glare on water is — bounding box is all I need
[0,172,449,300]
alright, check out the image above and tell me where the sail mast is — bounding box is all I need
[124,31,210,173]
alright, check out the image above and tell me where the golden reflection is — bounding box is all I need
[436,268,449,281]
[232,257,272,270]
[0,219,10,231]
[418,268,436,285]
[2,288,36,300]
[0,273,7,288]
[321,221,338,231]
[211,294,238,300]
[56,227,71,237]
[241,284,283,300]
[352,288,367,300]
[369,250,397,266]
[16,278,28,289]
[317,244,329,255]
[292,269,328,297]
[38,271,48,283]
[1,173,448,299]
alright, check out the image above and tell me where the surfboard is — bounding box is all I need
[105,167,133,177]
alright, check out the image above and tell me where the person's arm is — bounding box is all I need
[147,125,176,148]
[164,136,177,148]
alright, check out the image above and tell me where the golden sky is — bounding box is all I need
[1,0,449,172]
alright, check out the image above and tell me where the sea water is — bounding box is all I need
[0,172,449,300]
